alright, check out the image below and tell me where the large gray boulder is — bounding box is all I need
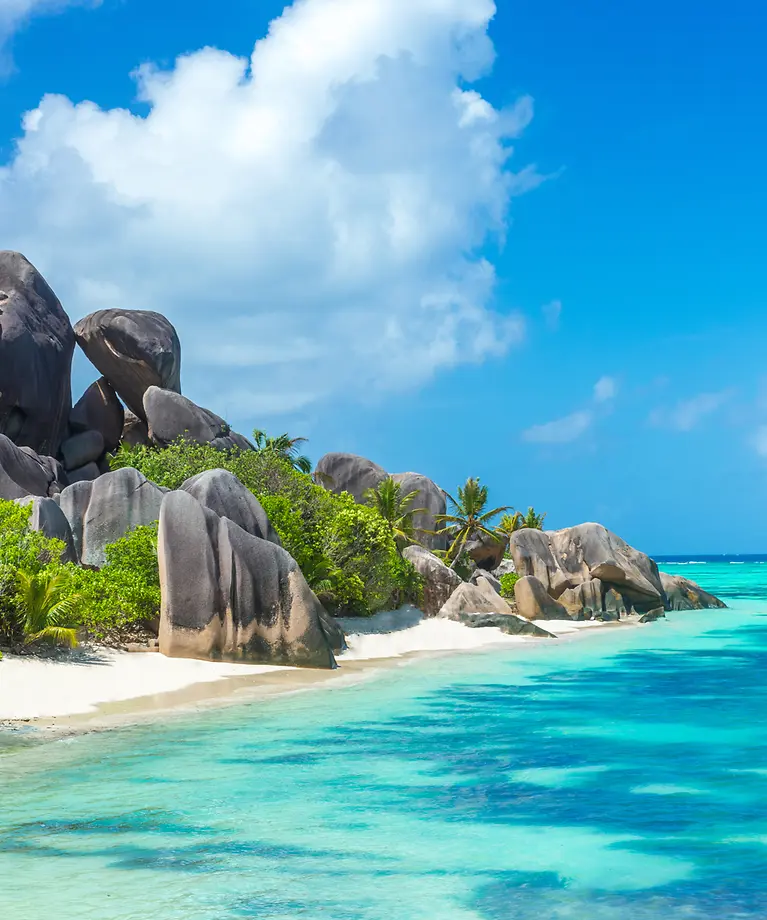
[60,430,105,472]
[439,583,553,638]
[0,435,67,499]
[143,387,253,451]
[69,378,124,453]
[315,452,388,503]
[16,495,77,563]
[391,472,447,550]
[402,545,461,616]
[660,573,727,611]
[0,252,74,455]
[73,309,181,420]
[514,575,572,621]
[510,523,666,614]
[180,469,281,546]
[121,409,150,448]
[55,466,166,567]
[158,490,335,668]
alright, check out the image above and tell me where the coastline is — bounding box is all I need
[0,615,623,742]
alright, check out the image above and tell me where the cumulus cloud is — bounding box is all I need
[0,0,539,420]
[649,389,734,432]
[593,375,616,403]
[522,410,593,444]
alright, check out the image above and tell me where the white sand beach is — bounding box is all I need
[0,611,612,728]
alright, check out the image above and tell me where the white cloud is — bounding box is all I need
[542,299,561,330]
[0,0,540,421]
[522,410,593,444]
[649,389,733,432]
[593,375,616,403]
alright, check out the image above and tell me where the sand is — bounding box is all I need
[0,612,623,731]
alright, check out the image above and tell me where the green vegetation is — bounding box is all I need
[499,572,521,599]
[364,477,426,549]
[252,429,312,474]
[16,570,80,648]
[435,477,510,569]
[111,438,421,617]
[518,507,547,530]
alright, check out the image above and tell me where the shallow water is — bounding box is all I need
[2,562,767,919]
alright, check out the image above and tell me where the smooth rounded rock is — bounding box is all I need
[0,434,65,499]
[74,309,181,420]
[514,575,572,621]
[143,387,253,451]
[180,469,281,546]
[70,378,124,452]
[391,472,447,550]
[660,573,727,610]
[60,430,105,471]
[315,453,388,503]
[0,251,74,454]
[402,545,461,617]
[16,495,77,563]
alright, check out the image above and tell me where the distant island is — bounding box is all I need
[0,250,724,684]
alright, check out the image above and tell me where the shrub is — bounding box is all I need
[500,572,520,599]
[67,523,161,641]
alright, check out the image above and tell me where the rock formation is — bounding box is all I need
[158,490,335,668]
[0,252,74,455]
[315,452,388,503]
[438,582,554,637]
[391,472,447,550]
[69,378,124,454]
[180,469,281,546]
[0,435,67,500]
[402,545,462,616]
[73,309,181,420]
[514,575,572,621]
[16,495,77,563]
[55,466,166,567]
[660,573,727,611]
[465,529,508,572]
[143,387,253,451]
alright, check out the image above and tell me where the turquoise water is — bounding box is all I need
[2,562,767,919]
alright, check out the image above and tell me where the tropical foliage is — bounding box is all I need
[252,429,312,474]
[364,477,425,549]
[499,572,521,599]
[15,570,80,648]
[519,507,547,530]
[435,477,510,568]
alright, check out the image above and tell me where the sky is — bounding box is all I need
[1,0,766,554]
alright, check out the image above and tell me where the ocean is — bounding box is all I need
[1,559,766,919]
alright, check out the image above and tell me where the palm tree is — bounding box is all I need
[435,478,511,568]
[496,511,524,539]
[253,429,312,474]
[364,477,427,549]
[520,507,547,530]
[16,571,81,648]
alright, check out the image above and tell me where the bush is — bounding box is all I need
[111,440,422,616]
[67,523,161,641]
[500,572,520,599]
[0,501,67,645]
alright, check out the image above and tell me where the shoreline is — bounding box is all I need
[0,616,631,744]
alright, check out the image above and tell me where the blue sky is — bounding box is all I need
[1,0,766,554]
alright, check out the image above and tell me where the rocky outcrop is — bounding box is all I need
[509,523,666,617]
[69,378,124,453]
[0,435,67,500]
[158,490,335,668]
[143,387,253,451]
[0,251,74,455]
[493,558,517,579]
[73,309,181,420]
[465,530,508,572]
[180,469,281,546]
[514,575,572,621]
[16,495,77,563]
[315,453,388,503]
[402,545,461,616]
[54,467,165,567]
[60,430,105,472]
[391,472,447,550]
[660,573,727,611]
[121,410,150,448]
[439,583,553,637]
[471,569,502,595]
